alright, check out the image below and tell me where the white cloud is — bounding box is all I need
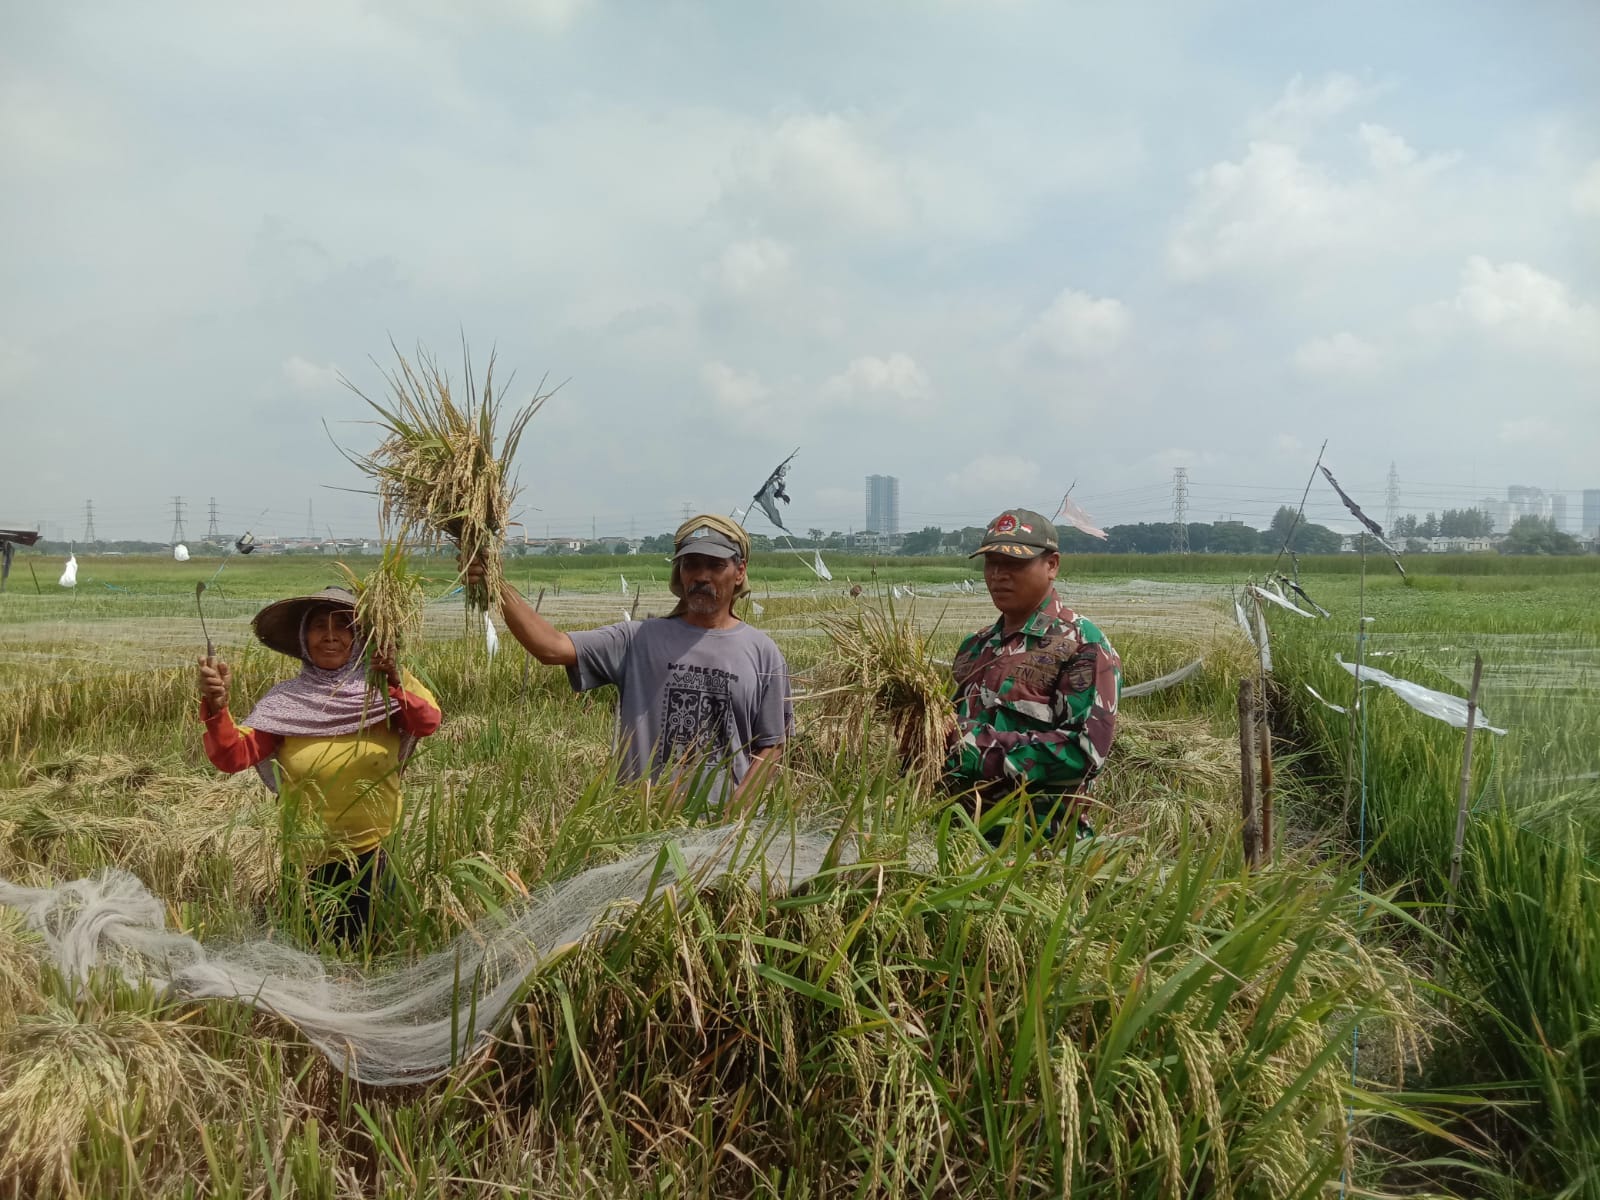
[706,238,792,295]
[0,338,38,391]
[1451,256,1600,357]
[1358,123,1416,171]
[1497,417,1560,446]
[730,113,914,235]
[282,355,341,391]
[821,353,930,412]
[1169,142,1361,279]
[1293,332,1380,375]
[1573,161,1600,217]
[1016,289,1130,360]
[701,360,769,417]
[1249,73,1383,141]
[945,453,1042,497]
[0,77,125,174]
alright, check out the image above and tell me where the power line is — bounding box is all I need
[1170,467,1189,554]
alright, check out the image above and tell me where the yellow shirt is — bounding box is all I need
[204,674,438,862]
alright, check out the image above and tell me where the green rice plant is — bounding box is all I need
[489,796,1442,1197]
[1267,571,1600,1196]
[339,341,553,614]
[1449,812,1600,1197]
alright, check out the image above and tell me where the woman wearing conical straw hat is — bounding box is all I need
[195,586,441,946]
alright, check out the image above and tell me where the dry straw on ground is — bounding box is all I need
[340,341,552,615]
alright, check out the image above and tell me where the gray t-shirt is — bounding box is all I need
[566,616,792,800]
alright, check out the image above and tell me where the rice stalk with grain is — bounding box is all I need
[812,599,955,790]
[333,548,425,665]
[340,341,552,614]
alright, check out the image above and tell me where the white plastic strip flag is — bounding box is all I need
[1235,600,1253,640]
[1305,684,1347,715]
[892,585,903,600]
[1254,601,1273,673]
[621,609,632,623]
[1249,584,1315,619]
[620,575,628,596]
[1336,656,1506,734]
[58,555,77,588]
[1054,493,1108,540]
[484,614,499,660]
[173,544,190,562]
[813,551,832,581]
[751,600,765,615]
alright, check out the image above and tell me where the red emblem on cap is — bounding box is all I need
[992,514,1018,533]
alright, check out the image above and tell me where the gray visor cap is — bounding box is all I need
[673,527,744,560]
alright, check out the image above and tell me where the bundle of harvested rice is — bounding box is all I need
[333,550,424,664]
[811,601,955,789]
[341,341,552,613]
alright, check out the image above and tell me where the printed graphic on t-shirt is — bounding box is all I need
[660,662,736,765]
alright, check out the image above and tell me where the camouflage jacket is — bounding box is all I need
[945,589,1121,799]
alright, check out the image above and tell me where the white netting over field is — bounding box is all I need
[0,821,854,1087]
[0,579,1240,684]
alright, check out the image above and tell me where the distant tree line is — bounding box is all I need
[1390,509,1494,539]
[892,506,1344,556]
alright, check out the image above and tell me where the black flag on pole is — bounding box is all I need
[1319,465,1406,575]
[750,448,799,534]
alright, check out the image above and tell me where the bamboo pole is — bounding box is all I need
[519,587,545,707]
[1258,680,1275,861]
[1239,677,1261,868]
[1446,653,1484,921]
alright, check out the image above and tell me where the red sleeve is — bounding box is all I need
[390,686,442,737]
[201,706,281,773]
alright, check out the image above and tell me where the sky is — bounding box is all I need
[3,1,1597,544]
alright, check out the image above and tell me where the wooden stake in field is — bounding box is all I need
[1258,678,1274,861]
[1446,653,1485,921]
[1239,677,1262,868]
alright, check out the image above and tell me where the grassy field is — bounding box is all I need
[0,552,1596,1196]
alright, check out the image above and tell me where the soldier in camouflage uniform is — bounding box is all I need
[945,508,1121,844]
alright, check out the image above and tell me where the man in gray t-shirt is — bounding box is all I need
[467,514,791,811]
[568,616,790,801]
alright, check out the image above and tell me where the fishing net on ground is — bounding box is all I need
[0,819,852,1088]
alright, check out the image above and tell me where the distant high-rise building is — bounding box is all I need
[1552,493,1569,533]
[1583,489,1600,538]
[1506,485,1550,524]
[865,475,900,537]
[1481,496,1510,534]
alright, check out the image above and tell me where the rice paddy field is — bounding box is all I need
[1,550,1597,1198]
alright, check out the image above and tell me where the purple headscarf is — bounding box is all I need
[243,609,415,793]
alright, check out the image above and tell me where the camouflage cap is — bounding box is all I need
[970,508,1059,559]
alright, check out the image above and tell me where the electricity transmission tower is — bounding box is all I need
[206,497,220,540]
[306,501,315,540]
[83,501,96,543]
[1385,462,1401,533]
[1170,467,1190,554]
[170,496,187,544]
